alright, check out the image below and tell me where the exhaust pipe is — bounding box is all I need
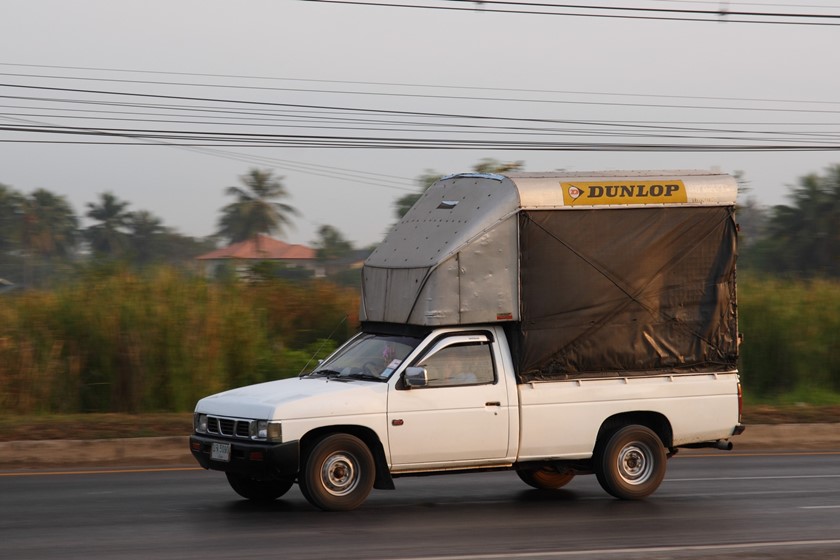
[712,439,733,451]
[682,439,733,451]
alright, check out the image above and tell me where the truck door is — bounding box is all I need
[387,333,511,468]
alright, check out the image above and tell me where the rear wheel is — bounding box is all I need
[595,425,666,500]
[516,467,575,490]
[299,434,375,511]
[225,472,294,502]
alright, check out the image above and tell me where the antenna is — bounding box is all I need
[298,314,349,377]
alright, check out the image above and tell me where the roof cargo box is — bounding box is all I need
[361,170,738,381]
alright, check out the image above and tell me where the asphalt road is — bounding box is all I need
[2,452,840,560]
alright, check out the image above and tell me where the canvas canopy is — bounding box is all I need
[361,171,738,381]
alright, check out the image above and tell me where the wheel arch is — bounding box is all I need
[594,411,673,453]
[299,425,395,490]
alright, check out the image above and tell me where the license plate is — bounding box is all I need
[211,442,231,462]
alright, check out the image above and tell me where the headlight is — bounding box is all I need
[194,413,208,434]
[252,420,282,442]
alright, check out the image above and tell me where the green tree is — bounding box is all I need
[749,165,840,277]
[216,169,299,244]
[0,183,22,253]
[313,225,354,260]
[394,159,525,220]
[155,233,217,264]
[472,158,524,175]
[85,192,131,257]
[394,169,442,220]
[20,189,79,259]
[0,184,24,284]
[126,210,166,266]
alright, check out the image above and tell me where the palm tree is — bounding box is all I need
[20,189,79,259]
[216,169,299,243]
[2,188,80,287]
[758,165,840,277]
[85,192,131,257]
[313,224,354,260]
[0,184,23,254]
[126,210,166,266]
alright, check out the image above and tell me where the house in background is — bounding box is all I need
[197,234,324,279]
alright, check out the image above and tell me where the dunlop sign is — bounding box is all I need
[562,180,688,206]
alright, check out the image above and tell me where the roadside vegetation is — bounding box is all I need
[0,266,358,415]
[1,163,840,436]
[739,276,840,404]
[0,269,838,419]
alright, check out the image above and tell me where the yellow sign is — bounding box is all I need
[562,180,688,206]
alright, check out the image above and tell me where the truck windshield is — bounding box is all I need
[305,333,422,381]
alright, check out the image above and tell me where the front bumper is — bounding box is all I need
[190,434,299,478]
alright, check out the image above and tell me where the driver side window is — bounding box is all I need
[418,342,495,387]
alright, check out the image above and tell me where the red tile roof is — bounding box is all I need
[197,235,316,261]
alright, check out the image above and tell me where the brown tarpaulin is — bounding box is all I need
[516,206,738,382]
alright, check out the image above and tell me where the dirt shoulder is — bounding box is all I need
[3,406,840,443]
[0,413,193,442]
[0,408,838,469]
[0,423,838,470]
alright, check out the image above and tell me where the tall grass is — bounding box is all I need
[738,276,840,402]
[2,269,839,414]
[0,266,358,414]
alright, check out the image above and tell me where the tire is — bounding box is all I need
[516,467,575,490]
[299,434,375,511]
[225,472,294,503]
[595,425,667,500]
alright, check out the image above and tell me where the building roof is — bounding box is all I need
[197,235,316,261]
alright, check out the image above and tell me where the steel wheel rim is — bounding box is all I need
[617,443,654,485]
[321,452,359,496]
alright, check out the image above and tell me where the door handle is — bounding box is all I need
[485,401,501,407]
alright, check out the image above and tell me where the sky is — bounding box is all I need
[2,0,839,248]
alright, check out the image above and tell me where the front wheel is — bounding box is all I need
[225,472,294,502]
[595,425,667,500]
[516,467,575,490]
[299,434,375,511]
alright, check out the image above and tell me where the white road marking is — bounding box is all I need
[669,474,840,482]
[381,539,840,559]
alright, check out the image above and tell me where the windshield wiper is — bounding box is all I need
[305,368,386,382]
[306,369,343,378]
[340,372,386,382]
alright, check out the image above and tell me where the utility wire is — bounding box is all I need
[3,70,840,109]
[298,0,840,25]
[3,70,840,151]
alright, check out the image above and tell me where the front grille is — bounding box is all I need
[207,416,253,439]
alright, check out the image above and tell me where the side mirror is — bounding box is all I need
[404,366,428,388]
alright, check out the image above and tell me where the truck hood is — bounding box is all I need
[194,376,389,420]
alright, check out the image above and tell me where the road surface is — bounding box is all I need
[2,451,839,559]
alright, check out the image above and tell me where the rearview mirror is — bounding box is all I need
[404,366,428,388]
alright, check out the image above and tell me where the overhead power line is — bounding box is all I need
[297,0,840,26]
[1,63,838,110]
[2,69,840,153]
[3,123,840,151]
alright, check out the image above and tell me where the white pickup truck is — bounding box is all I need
[190,170,744,511]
